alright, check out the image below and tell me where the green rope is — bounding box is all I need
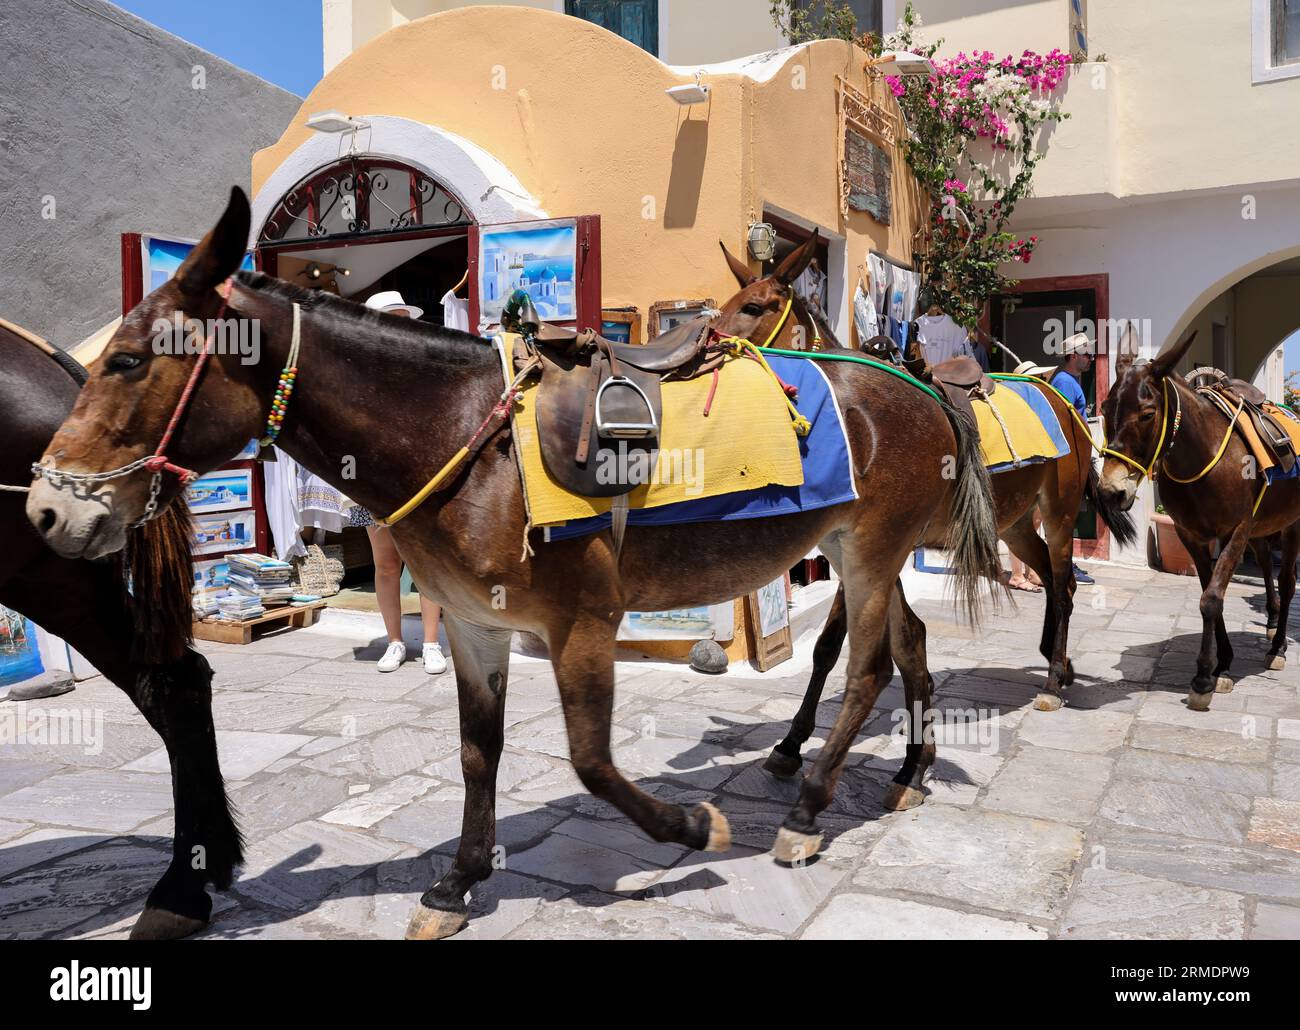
[757,346,944,405]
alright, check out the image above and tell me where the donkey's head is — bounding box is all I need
[712,231,819,349]
[1098,329,1197,511]
[28,188,265,559]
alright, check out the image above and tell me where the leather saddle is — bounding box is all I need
[501,291,718,497]
[1187,367,1296,475]
[928,355,997,429]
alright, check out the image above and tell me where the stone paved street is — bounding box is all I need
[3,562,1300,940]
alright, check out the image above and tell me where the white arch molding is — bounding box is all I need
[250,115,547,245]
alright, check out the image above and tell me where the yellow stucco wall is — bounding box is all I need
[254,6,921,323]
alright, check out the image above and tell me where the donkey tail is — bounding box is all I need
[940,401,1004,623]
[1085,460,1137,548]
[127,495,197,665]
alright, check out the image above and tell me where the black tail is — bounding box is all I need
[940,401,1004,623]
[1085,462,1137,548]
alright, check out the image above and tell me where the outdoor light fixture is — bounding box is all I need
[666,72,710,105]
[747,221,777,262]
[306,110,370,134]
[866,50,936,76]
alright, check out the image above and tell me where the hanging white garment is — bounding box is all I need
[262,448,347,561]
[441,289,470,332]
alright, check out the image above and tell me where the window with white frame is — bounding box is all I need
[1275,0,1300,65]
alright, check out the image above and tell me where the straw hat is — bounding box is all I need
[1013,359,1055,377]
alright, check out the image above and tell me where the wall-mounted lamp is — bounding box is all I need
[306,110,370,134]
[865,50,936,77]
[666,71,710,105]
[747,222,777,262]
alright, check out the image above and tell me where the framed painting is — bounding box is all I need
[746,574,793,671]
[648,298,714,339]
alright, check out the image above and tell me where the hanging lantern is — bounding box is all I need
[747,221,777,262]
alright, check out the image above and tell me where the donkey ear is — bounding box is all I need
[1113,350,1135,379]
[719,241,757,288]
[774,230,820,286]
[1149,329,1198,380]
[177,187,251,297]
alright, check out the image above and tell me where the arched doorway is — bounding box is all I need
[256,155,475,328]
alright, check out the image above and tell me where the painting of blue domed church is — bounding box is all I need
[187,469,253,514]
[479,220,577,325]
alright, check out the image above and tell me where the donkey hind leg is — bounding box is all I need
[883,584,935,812]
[1254,538,1280,639]
[1186,524,1250,710]
[776,569,893,864]
[1002,510,1072,712]
[1265,526,1300,670]
[551,612,730,853]
[408,614,512,940]
[765,585,846,778]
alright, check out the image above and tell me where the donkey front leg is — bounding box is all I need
[550,612,730,853]
[407,614,512,941]
[765,585,846,778]
[775,579,893,862]
[883,584,936,812]
[1264,527,1300,670]
[1253,537,1280,639]
[1186,523,1250,710]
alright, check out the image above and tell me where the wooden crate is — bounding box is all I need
[193,600,326,645]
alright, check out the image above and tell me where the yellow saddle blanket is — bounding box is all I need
[971,384,1067,471]
[494,334,805,528]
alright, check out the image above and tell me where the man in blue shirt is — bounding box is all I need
[1049,332,1092,420]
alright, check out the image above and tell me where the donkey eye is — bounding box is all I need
[741,304,764,317]
[1139,408,1156,421]
[106,352,144,372]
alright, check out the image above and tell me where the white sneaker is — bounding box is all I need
[377,641,406,672]
[422,643,447,675]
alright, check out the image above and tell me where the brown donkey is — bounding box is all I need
[1,320,238,941]
[1099,332,1300,709]
[714,238,1137,804]
[27,189,1000,939]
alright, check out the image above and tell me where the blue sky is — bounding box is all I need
[114,0,323,97]
[1286,331,1300,383]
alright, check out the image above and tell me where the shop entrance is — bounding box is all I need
[986,273,1112,559]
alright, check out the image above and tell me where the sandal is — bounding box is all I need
[1005,573,1043,593]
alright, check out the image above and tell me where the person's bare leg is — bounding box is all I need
[420,595,442,644]
[366,524,405,642]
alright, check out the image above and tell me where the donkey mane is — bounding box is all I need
[235,271,494,369]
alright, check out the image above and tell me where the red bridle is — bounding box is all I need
[31,279,233,524]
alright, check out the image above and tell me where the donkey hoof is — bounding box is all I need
[1033,692,1063,712]
[695,802,731,853]
[405,902,468,941]
[763,750,802,779]
[883,782,926,812]
[1267,654,1286,671]
[129,906,208,941]
[1215,676,1234,693]
[1187,689,1213,712]
[772,826,823,864]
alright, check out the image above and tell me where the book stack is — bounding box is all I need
[192,595,220,619]
[226,553,296,615]
[217,592,264,622]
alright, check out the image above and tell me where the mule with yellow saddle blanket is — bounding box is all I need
[713,249,1137,804]
[1100,332,1300,711]
[25,189,1005,938]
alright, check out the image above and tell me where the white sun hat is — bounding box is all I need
[364,290,423,320]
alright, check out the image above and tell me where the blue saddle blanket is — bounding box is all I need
[543,354,858,542]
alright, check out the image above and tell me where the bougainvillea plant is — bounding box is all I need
[871,4,1073,327]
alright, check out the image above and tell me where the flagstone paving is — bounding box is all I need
[3,563,1300,940]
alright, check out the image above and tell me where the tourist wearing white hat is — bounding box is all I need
[349,290,446,675]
